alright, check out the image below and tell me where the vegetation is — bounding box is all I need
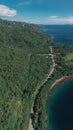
[0,19,51,130]
[33,43,73,130]
[0,18,73,130]
[65,52,73,60]
[64,52,73,65]
[0,18,51,54]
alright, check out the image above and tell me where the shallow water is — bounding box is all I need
[47,79,73,130]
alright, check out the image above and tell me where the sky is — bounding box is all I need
[0,0,73,24]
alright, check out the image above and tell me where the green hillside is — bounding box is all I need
[0,19,51,130]
[0,19,73,130]
[0,19,51,54]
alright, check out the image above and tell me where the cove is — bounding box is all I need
[47,78,73,130]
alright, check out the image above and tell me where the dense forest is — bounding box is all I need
[0,18,73,130]
[0,19,51,130]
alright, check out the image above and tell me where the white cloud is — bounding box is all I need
[31,16,73,24]
[18,0,43,6]
[23,2,31,5]
[48,16,73,24]
[19,1,31,6]
[0,5,17,17]
[66,16,73,24]
[49,16,58,19]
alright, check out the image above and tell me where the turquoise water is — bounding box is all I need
[47,79,73,130]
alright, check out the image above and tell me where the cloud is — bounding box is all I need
[67,16,73,24]
[18,0,44,6]
[18,1,31,6]
[49,16,58,19]
[48,16,73,24]
[31,16,73,24]
[0,5,17,17]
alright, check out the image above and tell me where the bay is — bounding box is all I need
[47,79,73,130]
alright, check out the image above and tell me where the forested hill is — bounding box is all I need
[0,19,51,130]
[0,19,73,130]
[0,19,51,53]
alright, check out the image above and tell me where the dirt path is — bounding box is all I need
[28,104,34,130]
[28,46,56,130]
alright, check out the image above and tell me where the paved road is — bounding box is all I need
[28,46,56,130]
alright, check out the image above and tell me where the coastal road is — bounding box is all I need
[28,46,56,130]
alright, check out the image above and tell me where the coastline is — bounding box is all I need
[47,76,73,130]
[42,25,73,46]
[49,75,73,94]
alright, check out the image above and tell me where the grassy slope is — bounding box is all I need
[0,19,51,130]
[64,52,73,65]
[65,53,73,60]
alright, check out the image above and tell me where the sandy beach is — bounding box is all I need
[49,75,73,94]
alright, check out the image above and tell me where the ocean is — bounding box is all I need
[47,79,73,130]
[43,25,73,130]
[42,25,73,46]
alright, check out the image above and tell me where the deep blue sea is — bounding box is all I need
[47,79,73,130]
[44,25,73,130]
[42,25,73,46]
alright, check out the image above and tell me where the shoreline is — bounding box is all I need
[47,76,73,130]
[49,75,73,94]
